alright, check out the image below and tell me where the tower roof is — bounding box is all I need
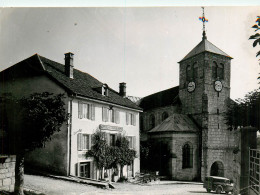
[179,38,232,62]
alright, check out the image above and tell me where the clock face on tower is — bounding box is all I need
[187,81,196,92]
[214,80,223,92]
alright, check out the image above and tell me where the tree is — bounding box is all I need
[87,131,136,180]
[225,90,260,131]
[86,130,115,179]
[114,135,136,178]
[0,92,68,195]
[249,16,260,81]
[226,16,260,130]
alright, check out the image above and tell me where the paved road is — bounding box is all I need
[25,174,208,195]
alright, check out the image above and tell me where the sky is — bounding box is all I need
[0,6,259,99]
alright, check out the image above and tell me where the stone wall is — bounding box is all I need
[0,155,16,192]
[150,132,199,181]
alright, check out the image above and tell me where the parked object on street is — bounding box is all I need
[203,176,233,194]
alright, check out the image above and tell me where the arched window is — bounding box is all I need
[162,112,169,121]
[186,65,192,81]
[218,63,224,79]
[212,61,217,79]
[182,143,193,168]
[149,114,155,129]
[193,62,198,79]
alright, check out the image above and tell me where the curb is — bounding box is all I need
[24,188,46,195]
[41,174,110,189]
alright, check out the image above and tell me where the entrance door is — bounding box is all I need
[210,161,224,177]
[80,162,91,178]
[127,161,134,177]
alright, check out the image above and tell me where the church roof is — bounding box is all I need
[180,38,232,62]
[139,86,180,111]
[0,54,142,111]
[127,96,142,105]
[149,114,199,133]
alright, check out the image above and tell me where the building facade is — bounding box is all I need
[139,33,236,181]
[0,53,142,180]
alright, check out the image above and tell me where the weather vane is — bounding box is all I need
[199,7,208,40]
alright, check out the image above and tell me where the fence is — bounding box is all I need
[249,148,260,194]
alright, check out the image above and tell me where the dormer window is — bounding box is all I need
[102,84,109,96]
[93,84,109,96]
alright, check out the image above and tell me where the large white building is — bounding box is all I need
[0,53,142,180]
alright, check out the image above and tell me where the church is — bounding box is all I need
[139,11,236,181]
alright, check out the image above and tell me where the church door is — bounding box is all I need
[210,161,224,177]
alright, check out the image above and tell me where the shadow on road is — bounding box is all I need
[188,191,208,194]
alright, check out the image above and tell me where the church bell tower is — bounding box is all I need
[178,8,234,180]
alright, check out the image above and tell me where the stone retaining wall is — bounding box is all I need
[0,155,16,192]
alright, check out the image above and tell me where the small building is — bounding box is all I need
[0,53,142,180]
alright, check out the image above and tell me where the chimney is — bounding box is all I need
[119,82,126,97]
[65,52,74,79]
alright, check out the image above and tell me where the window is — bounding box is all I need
[110,134,116,146]
[115,110,120,124]
[212,61,217,79]
[79,162,91,178]
[127,136,136,149]
[105,133,118,146]
[218,63,224,79]
[103,107,120,123]
[126,113,136,126]
[193,62,198,79]
[182,143,193,168]
[212,62,224,80]
[109,109,115,123]
[186,65,192,81]
[162,112,169,121]
[77,133,91,151]
[78,102,95,120]
[102,107,109,122]
[102,85,109,96]
[186,63,199,81]
[149,114,155,129]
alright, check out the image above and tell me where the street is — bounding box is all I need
[24,174,208,195]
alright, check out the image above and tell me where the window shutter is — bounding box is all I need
[78,102,83,119]
[126,113,129,125]
[86,135,91,150]
[133,136,136,150]
[105,108,108,122]
[115,134,118,144]
[106,133,110,145]
[77,133,82,151]
[115,110,120,124]
[90,134,94,147]
[102,107,106,122]
[86,104,90,119]
[133,114,136,126]
[91,104,95,121]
